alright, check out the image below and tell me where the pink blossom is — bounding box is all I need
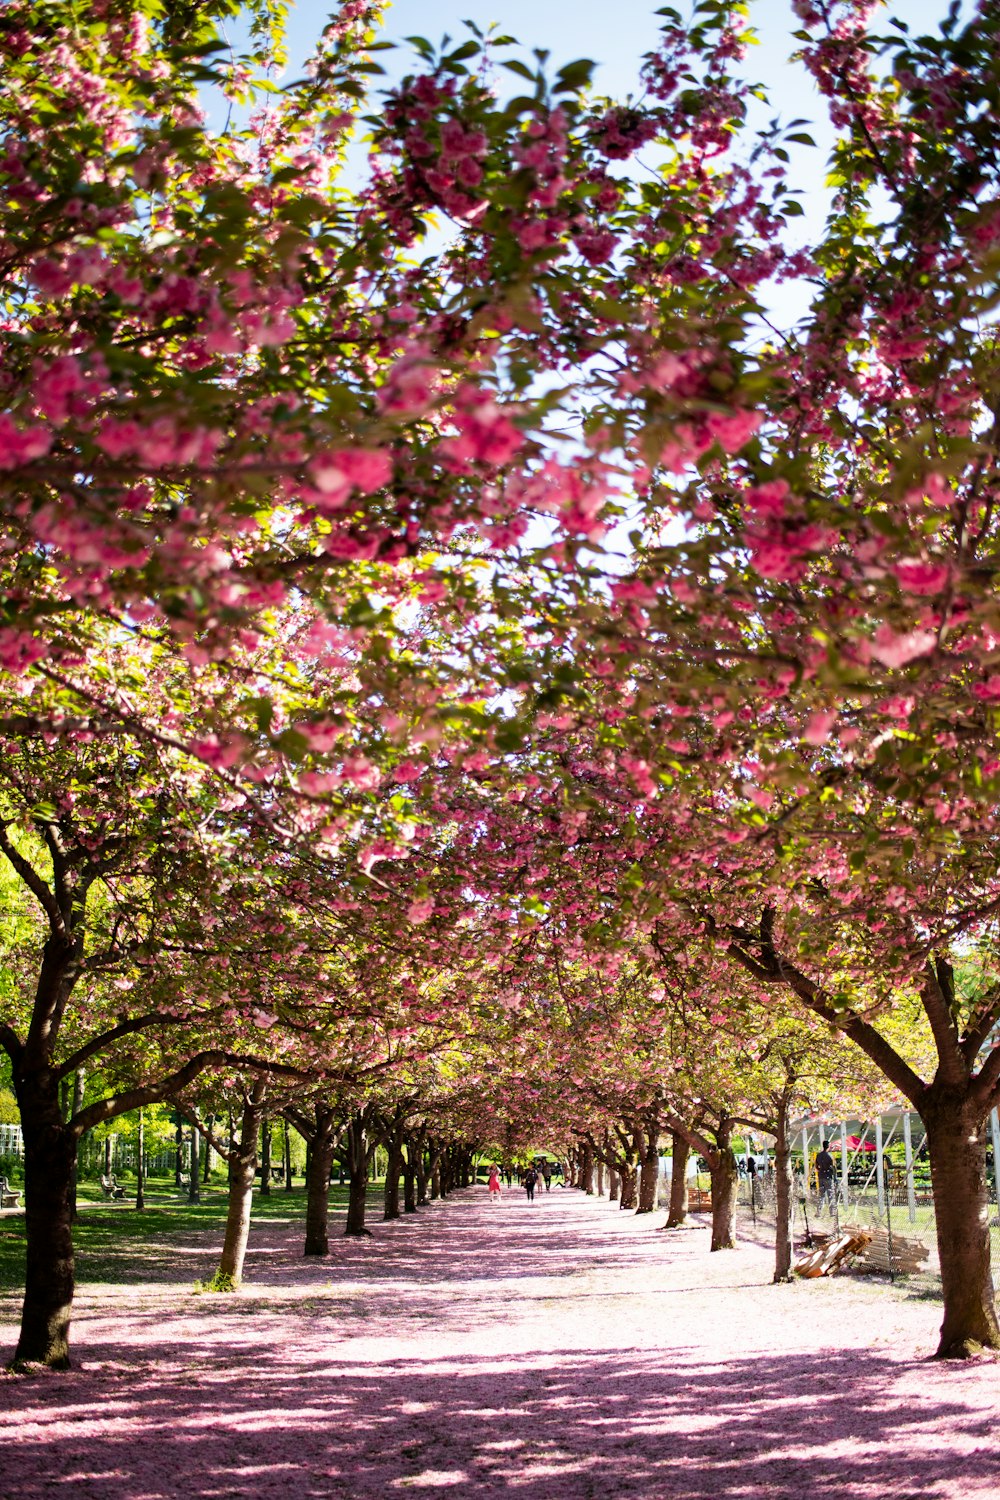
[870,626,938,668]
[705,407,762,453]
[804,710,838,745]
[393,760,422,782]
[0,413,52,468]
[893,559,950,595]
[310,447,392,498]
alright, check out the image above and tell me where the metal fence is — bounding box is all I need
[733,1165,1000,1297]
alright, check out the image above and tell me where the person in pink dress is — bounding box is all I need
[487,1166,503,1202]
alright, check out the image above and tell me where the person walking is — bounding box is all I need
[815,1140,837,1214]
[524,1166,538,1202]
[542,1165,552,1192]
[487,1165,502,1203]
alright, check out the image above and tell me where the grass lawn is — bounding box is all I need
[0,1176,389,1294]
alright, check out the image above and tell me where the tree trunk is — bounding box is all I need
[104,1135,112,1178]
[709,1141,739,1252]
[202,1115,213,1183]
[618,1160,638,1210]
[260,1118,271,1197]
[175,1115,184,1189]
[69,1068,85,1223]
[665,1132,689,1228]
[773,1107,794,1283]
[403,1148,417,1213]
[303,1115,337,1256]
[924,1093,1000,1357]
[596,1159,605,1196]
[637,1128,659,1213]
[416,1151,430,1206]
[384,1143,403,1220]
[136,1108,145,1213]
[581,1142,595,1194]
[187,1122,200,1203]
[344,1115,371,1237]
[609,1168,619,1202]
[284,1119,293,1190]
[13,1077,78,1368]
[216,1098,261,1287]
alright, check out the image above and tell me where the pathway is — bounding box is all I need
[3,1186,1000,1498]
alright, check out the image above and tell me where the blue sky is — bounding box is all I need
[270,0,970,253]
[281,0,969,121]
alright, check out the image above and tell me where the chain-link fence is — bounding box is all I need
[736,1170,937,1289]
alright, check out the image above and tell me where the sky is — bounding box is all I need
[279,0,972,121]
[270,0,973,287]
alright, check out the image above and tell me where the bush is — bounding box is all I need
[0,1151,22,1183]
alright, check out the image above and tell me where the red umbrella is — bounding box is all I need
[830,1135,876,1152]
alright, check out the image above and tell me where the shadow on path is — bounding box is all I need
[1,1188,995,1499]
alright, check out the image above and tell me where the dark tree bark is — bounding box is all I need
[416,1150,430,1206]
[135,1108,145,1213]
[664,1132,689,1228]
[428,1139,444,1200]
[773,1099,795,1283]
[619,1162,638,1210]
[69,1067,85,1222]
[282,1104,341,1256]
[259,1117,271,1196]
[403,1143,418,1213]
[303,1113,338,1256]
[12,1071,77,1368]
[707,1126,739,1251]
[609,1167,619,1202]
[581,1141,595,1194]
[636,1122,660,1214]
[283,1118,293,1191]
[384,1142,403,1219]
[344,1112,373,1237]
[924,1093,1000,1356]
[216,1093,263,1287]
[187,1121,200,1203]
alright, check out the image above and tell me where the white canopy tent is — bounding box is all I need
[788,1106,1000,1222]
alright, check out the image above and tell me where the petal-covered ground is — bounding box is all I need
[3,1187,1000,1499]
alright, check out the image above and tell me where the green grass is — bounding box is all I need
[0,1177,386,1294]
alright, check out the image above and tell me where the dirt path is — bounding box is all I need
[3,1186,1000,1498]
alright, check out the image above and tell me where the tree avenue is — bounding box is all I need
[6,0,1000,1374]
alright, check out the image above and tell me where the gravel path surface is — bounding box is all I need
[3,1186,1000,1498]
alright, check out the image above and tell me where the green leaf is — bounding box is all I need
[501,59,537,81]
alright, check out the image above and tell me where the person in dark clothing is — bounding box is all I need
[523,1167,538,1202]
[815,1140,836,1212]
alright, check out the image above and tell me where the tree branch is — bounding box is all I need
[56,1012,192,1081]
[0,1021,23,1062]
[0,822,63,932]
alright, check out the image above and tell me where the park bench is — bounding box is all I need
[100,1174,126,1199]
[0,1175,21,1209]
